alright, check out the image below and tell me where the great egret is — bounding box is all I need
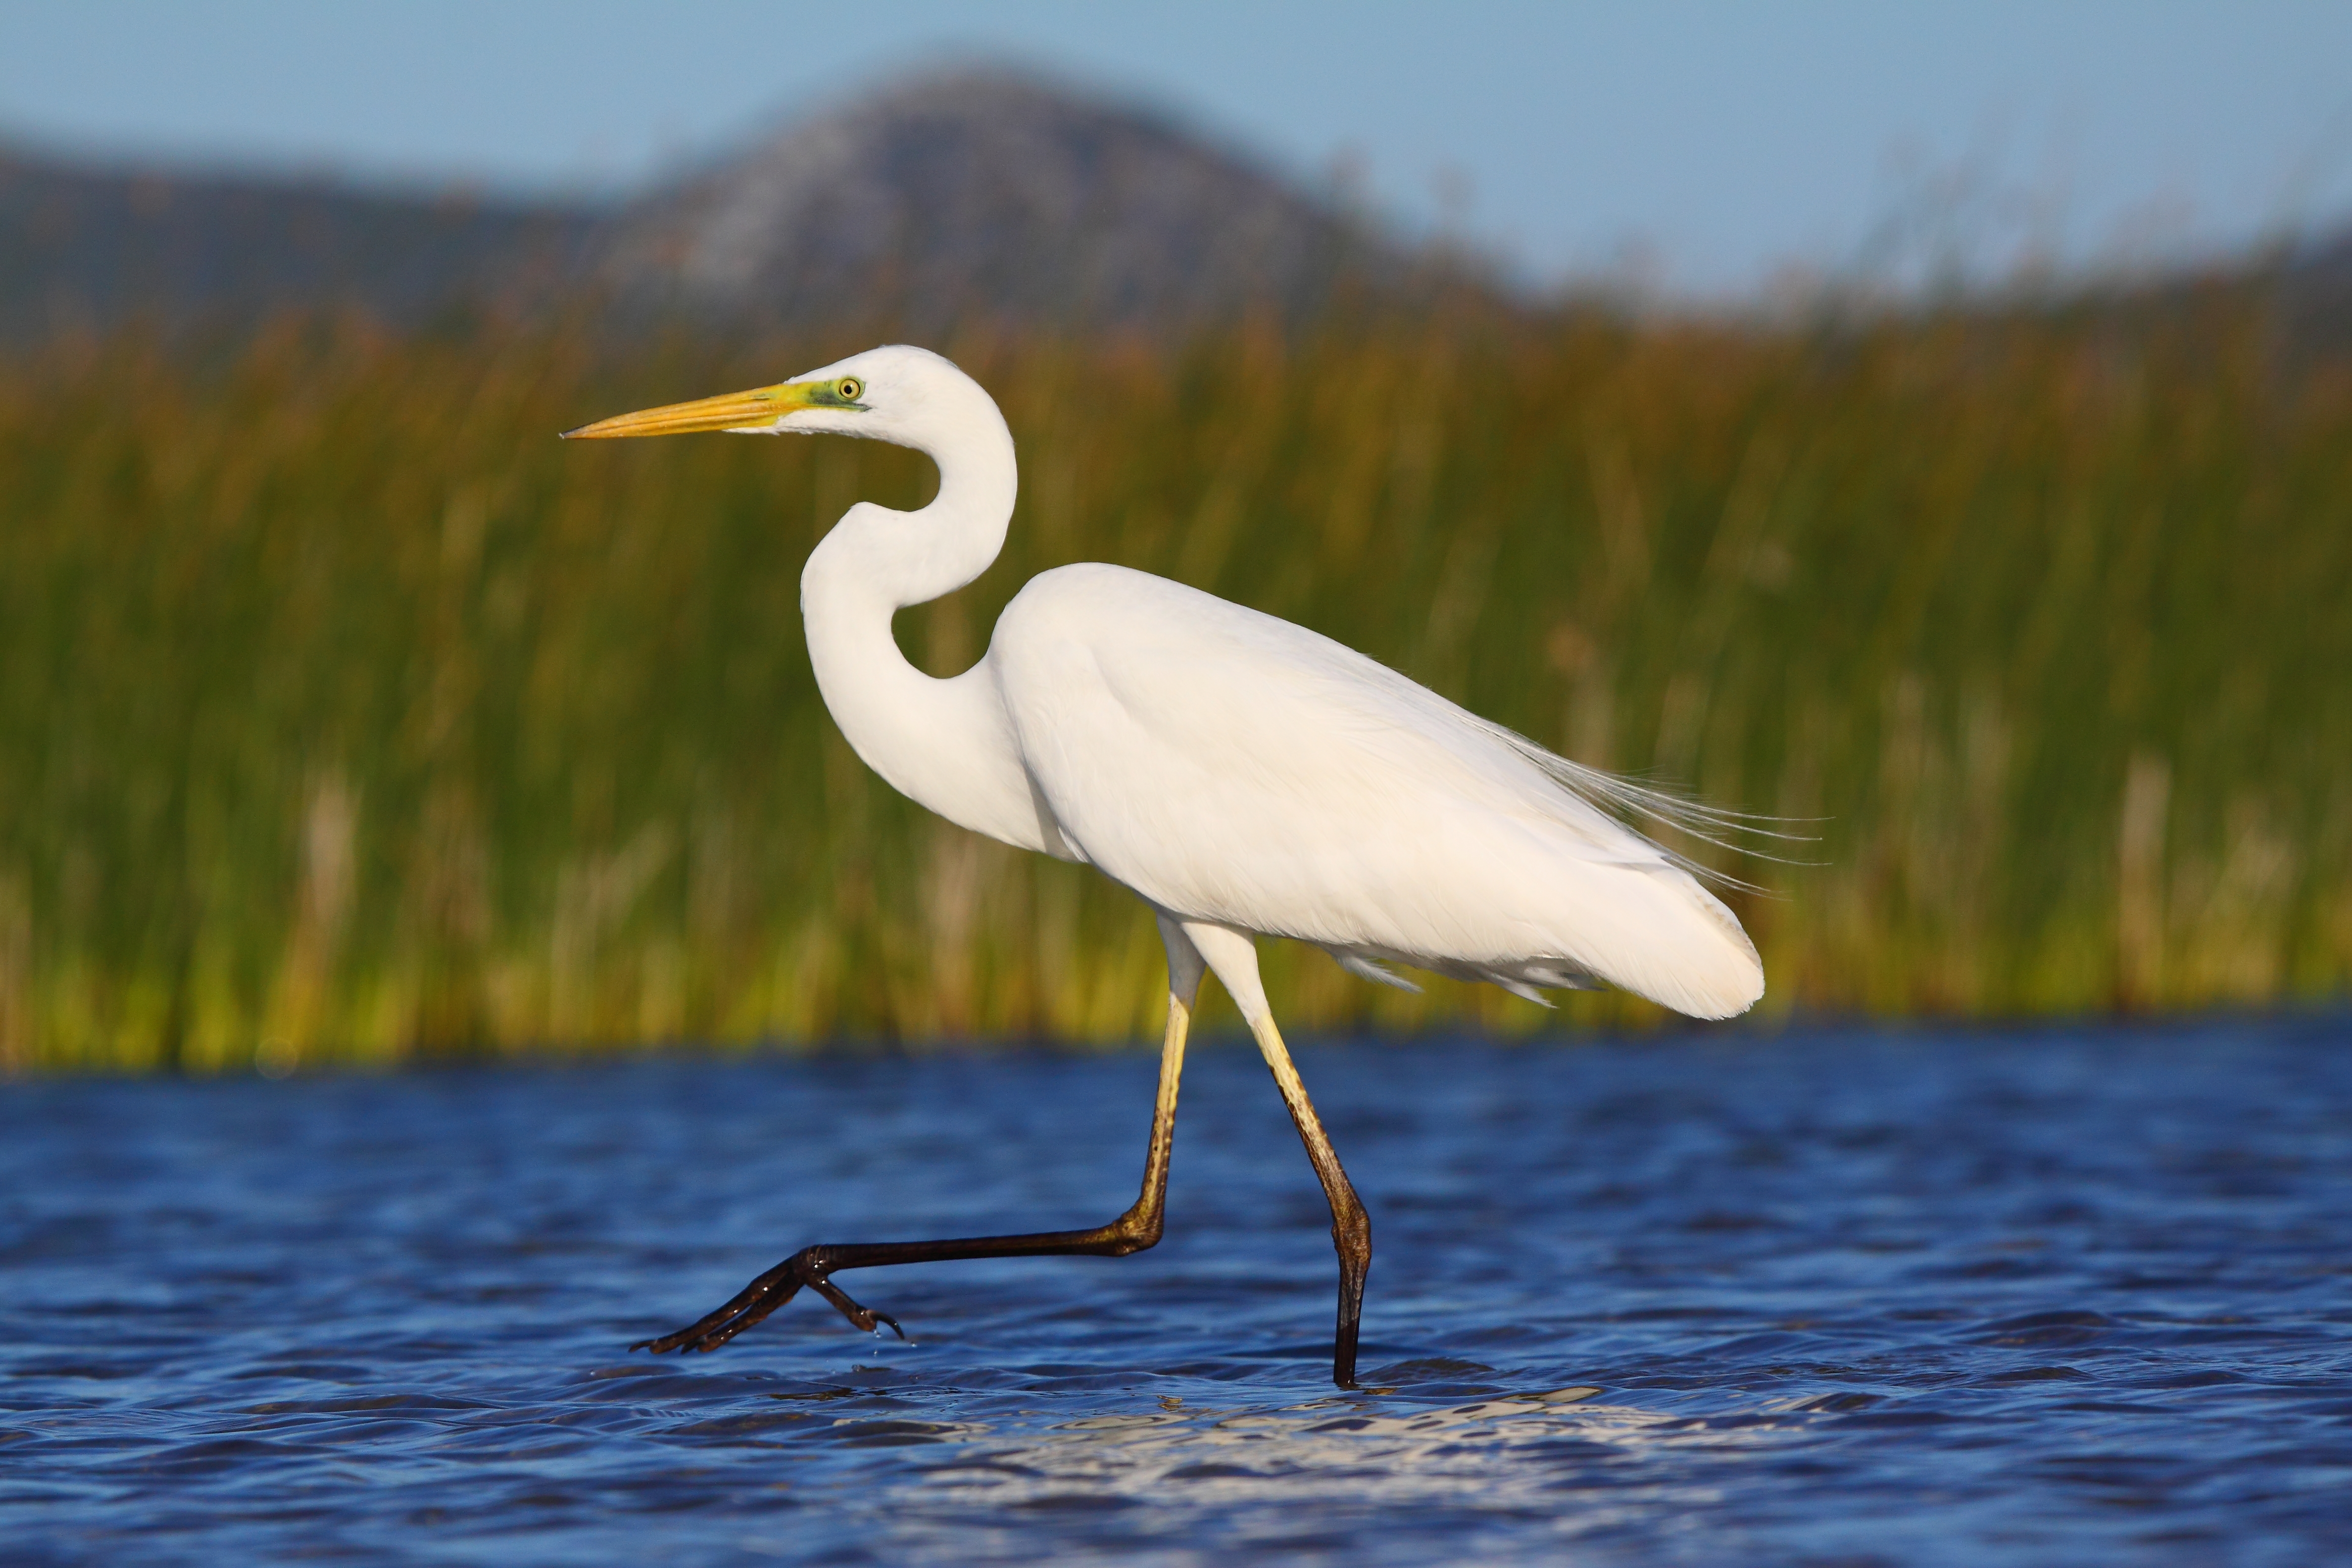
[565,344,1762,1386]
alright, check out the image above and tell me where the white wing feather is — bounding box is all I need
[988,565,1764,1019]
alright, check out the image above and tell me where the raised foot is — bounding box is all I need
[631,1247,904,1355]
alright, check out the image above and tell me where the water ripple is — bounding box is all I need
[4,1022,2350,1564]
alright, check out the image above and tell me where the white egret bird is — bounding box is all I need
[565,344,1762,1386]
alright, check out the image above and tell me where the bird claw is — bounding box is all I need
[630,1241,903,1354]
[632,1247,903,1355]
[807,1275,905,1338]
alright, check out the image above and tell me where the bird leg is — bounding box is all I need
[633,955,1200,1357]
[1247,1012,1373,1387]
[1174,919,1372,1389]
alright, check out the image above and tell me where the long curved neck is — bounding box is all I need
[806,406,1018,614]
[798,393,1043,851]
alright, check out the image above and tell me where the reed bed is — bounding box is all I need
[1,300,2347,1072]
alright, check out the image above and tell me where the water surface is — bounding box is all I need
[4,1022,2350,1565]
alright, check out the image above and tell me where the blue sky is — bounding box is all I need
[4,2,2349,295]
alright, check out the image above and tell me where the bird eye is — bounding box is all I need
[837,378,863,402]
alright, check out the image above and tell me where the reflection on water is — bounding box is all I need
[4,1023,2350,1565]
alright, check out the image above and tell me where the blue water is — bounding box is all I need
[3,1022,2350,1566]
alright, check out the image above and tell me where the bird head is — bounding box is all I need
[561,344,967,445]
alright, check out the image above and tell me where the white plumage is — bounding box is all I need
[992,565,1762,1017]
[567,342,1763,1384]
[767,343,1763,1022]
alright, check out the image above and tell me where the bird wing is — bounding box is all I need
[988,565,1762,1019]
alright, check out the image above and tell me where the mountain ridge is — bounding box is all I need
[600,67,1414,331]
[0,143,597,339]
[0,67,1433,341]
[4,66,2347,344]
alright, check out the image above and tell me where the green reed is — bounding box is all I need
[1,299,2347,1072]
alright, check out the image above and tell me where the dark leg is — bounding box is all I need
[634,923,1204,1355]
[1176,920,1371,1388]
[1249,1011,1372,1387]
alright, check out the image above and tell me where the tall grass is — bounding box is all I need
[2,300,2348,1072]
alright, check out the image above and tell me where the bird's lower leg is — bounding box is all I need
[634,995,1193,1356]
[1250,1014,1372,1388]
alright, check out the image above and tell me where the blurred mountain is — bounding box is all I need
[5,64,2348,345]
[598,69,1410,333]
[0,148,596,339]
[2277,228,2352,357]
[0,68,1430,342]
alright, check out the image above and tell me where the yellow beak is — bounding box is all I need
[561,380,819,440]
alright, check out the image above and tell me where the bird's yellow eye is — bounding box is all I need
[837,378,863,402]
